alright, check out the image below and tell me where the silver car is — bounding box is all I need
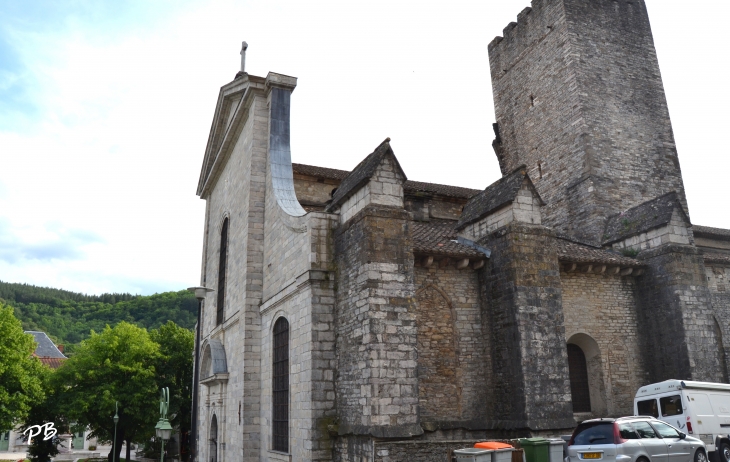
[566,416,707,462]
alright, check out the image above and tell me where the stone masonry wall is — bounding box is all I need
[480,222,574,430]
[561,272,647,416]
[198,87,270,462]
[414,265,489,427]
[707,264,730,382]
[259,274,337,461]
[334,205,421,438]
[635,245,722,383]
[489,0,688,243]
[294,174,339,204]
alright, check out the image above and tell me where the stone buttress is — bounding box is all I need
[457,167,575,431]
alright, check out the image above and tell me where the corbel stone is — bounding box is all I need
[620,268,634,276]
[593,265,607,274]
[473,260,485,270]
[456,258,470,269]
[581,264,593,273]
[608,266,620,275]
[422,256,434,268]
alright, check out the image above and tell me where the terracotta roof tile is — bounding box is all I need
[693,225,730,241]
[292,163,480,200]
[704,252,730,265]
[404,180,480,200]
[36,357,67,369]
[412,221,484,259]
[554,238,643,267]
[292,163,349,180]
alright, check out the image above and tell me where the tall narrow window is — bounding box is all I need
[272,317,289,453]
[216,218,228,326]
[567,343,591,412]
[209,414,218,462]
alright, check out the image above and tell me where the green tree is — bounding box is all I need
[150,322,194,462]
[0,302,45,430]
[22,367,67,462]
[54,322,160,462]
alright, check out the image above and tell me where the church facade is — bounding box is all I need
[192,1,730,461]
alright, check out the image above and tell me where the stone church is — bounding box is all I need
[192,0,730,460]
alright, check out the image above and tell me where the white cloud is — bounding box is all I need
[0,0,727,294]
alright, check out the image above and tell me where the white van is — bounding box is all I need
[635,380,730,462]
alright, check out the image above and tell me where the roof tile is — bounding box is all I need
[412,221,484,259]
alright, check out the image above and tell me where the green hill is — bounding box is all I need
[0,280,197,355]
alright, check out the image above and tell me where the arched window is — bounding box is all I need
[272,317,289,453]
[567,343,591,412]
[209,414,218,462]
[216,218,228,326]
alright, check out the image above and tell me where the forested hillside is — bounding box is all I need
[0,280,197,354]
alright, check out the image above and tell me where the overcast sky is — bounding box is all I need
[0,0,728,295]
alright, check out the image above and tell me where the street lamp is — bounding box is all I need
[155,387,173,462]
[113,401,119,462]
[187,286,213,462]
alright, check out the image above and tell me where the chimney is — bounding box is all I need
[57,344,64,353]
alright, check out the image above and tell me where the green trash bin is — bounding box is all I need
[519,438,549,462]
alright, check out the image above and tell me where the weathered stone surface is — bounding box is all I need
[635,244,722,383]
[480,222,575,430]
[334,204,421,438]
[191,1,730,460]
[489,0,688,245]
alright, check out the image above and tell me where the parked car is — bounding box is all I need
[635,380,730,462]
[566,416,707,462]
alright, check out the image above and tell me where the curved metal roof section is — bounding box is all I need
[269,86,306,217]
[202,338,228,378]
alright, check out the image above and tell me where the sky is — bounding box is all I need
[0,0,728,296]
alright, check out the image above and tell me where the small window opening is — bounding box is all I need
[538,162,543,179]
[530,94,535,107]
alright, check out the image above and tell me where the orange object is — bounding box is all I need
[475,442,514,449]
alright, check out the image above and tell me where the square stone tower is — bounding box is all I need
[489,0,687,244]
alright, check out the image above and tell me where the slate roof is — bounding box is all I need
[554,238,643,267]
[603,192,686,245]
[704,252,730,265]
[412,221,485,259]
[694,225,730,241]
[291,165,480,200]
[26,331,67,359]
[456,166,541,230]
[326,139,406,211]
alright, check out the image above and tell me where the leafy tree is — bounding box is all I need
[22,367,67,462]
[150,322,194,461]
[0,302,45,430]
[54,322,160,462]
